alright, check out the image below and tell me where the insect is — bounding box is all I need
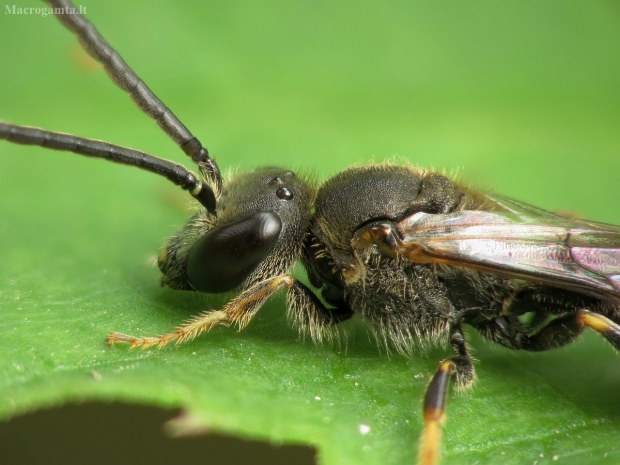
[2,2,619,465]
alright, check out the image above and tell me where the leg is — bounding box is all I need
[474,286,597,351]
[418,326,474,465]
[476,314,583,352]
[477,308,620,353]
[419,359,455,465]
[577,309,620,350]
[106,274,353,349]
[286,278,354,343]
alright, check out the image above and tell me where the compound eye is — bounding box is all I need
[276,187,293,200]
[186,212,282,293]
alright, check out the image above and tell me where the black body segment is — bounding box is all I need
[307,165,620,465]
[313,165,425,252]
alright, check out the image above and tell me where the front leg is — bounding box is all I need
[106,274,353,349]
[419,325,475,465]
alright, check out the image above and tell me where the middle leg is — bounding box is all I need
[418,325,475,465]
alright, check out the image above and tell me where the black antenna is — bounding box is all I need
[0,0,220,213]
[0,123,216,210]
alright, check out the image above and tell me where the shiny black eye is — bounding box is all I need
[185,212,282,293]
[276,187,293,200]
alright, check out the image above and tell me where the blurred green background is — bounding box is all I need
[1,1,619,464]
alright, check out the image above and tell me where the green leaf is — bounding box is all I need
[1,1,620,464]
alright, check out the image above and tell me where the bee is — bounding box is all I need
[2,1,619,465]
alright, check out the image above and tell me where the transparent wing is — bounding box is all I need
[396,195,620,302]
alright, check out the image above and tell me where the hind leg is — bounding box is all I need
[577,310,620,350]
[477,309,620,353]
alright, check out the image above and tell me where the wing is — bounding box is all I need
[395,195,620,302]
